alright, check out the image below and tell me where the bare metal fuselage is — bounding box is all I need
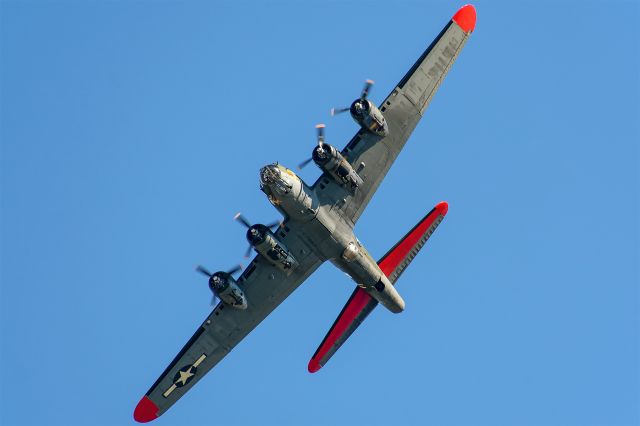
[259,163,405,313]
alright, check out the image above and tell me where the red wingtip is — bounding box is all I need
[452,4,476,33]
[134,396,159,423]
[308,359,321,373]
[435,201,449,216]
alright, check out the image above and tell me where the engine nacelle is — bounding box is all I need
[312,144,363,193]
[350,99,389,136]
[246,224,298,273]
[209,272,247,309]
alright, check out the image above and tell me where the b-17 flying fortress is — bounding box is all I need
[134,4,476,422]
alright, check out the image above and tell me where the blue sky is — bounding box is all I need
[1,1,638,425]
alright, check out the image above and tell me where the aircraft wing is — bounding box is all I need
[314,5,476,225]
[134,224,323,423]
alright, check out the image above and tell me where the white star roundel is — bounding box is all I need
[173,365,196,387]
[163,354,207,398]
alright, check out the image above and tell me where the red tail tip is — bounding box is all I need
[134,396,159,423]
[308,359,321,373]
[435,201,449,216]
[452,4,476,33]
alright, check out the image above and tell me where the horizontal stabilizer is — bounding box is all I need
[309,202,448,373]
[379,201,448,284]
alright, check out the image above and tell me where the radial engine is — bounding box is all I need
[234,213,298,273]
[299,124,363,193]
[331,80,388,137]
[196,265,247,309]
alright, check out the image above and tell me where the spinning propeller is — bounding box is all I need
[195,264,243,306]
[234,212,282,257]
[297,124,326,170]
[330,79,374,116]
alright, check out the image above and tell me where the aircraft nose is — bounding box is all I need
[263,164,277,174]
[259,164,279,185]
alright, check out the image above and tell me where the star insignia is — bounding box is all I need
[163,354,207,398]
[173,365,197,388]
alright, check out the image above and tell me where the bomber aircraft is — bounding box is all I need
[134,4,476,422]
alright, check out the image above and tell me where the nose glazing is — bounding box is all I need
[259,165,278,185]
[260,164,291,195]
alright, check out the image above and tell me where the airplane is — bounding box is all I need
[134,4,476,422]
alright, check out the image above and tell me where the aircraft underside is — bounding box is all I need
[134,4,476,422]
[259,162,406,313]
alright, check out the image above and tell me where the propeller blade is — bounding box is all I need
[331,107,350,116]
[297,157,313,170]
[315,124,326,147]
[361,79,374,100]
[226,264,243,276]
[266,220,282,230]
[196,265,213,277]
[234,212,252,228]
[211,294,218,307]
[244,244,253,258]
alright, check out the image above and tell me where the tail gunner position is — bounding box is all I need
[134,4,476,423]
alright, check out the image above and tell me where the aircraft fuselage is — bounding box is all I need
[259,163,405,313]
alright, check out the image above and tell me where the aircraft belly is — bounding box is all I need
[331,252,405,313]
[290,212,340,261]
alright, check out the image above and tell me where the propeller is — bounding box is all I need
[298,124,326,170]
[360,79,374,100]
[315,123,325,147]
[225,264,243,275]
[297,157,314,170]
[234,212,282,257]
[330,107,350,117]
[196,264,243,306]
[330,79,375,116]
[233,212,252,229]
[195,264,214,278]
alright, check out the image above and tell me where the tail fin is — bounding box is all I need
[308,202,449,373]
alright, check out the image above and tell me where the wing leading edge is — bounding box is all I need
[309,202,449,373]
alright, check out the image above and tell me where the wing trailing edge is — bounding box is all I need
[308,202,449,373]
